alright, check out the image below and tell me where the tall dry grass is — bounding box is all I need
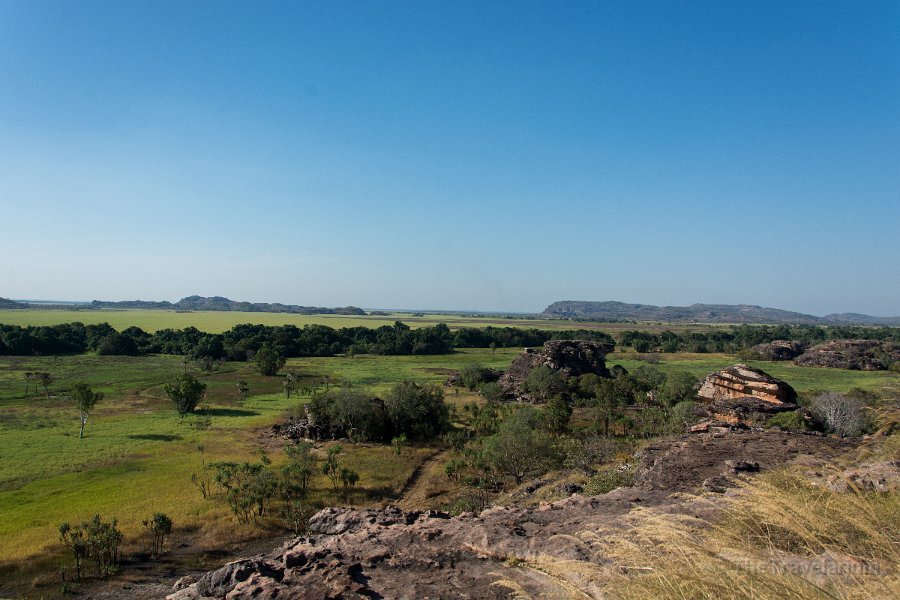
[506,467,898,599]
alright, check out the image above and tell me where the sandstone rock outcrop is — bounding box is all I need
[168,431,852,600]
[794,340,899,371]
[751,340,807,361]
[697,364,797,426]
[698,364,797,405]
[498,339,613,401]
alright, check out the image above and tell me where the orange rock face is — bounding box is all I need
[697,364,797,405]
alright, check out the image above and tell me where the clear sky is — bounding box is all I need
[1,0,898,315]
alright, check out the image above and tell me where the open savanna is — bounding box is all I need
[0,307,732,334]
[0,348,517,568]
[1,345,895,597]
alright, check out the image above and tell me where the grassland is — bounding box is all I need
[0,349,516,566]
[0,343,896,599]
[0,307,734,333]
[607,352,900,397]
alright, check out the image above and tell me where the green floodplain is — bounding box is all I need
[0,308,897,590]
[0,308,733,333]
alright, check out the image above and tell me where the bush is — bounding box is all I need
[309,387,392,442]
[212,460,277,524]
[811,392,865,437]
[482,407,557,485]
[458,363,493,390]
[669,400,701,432]
[479,381,504,403]
[59,515,123,579]
[143,512,173,558]
[558,435,617,474]
[384,381,450,441]
[583,463,636,495]
[767,410,810,432]
[164,373,207,418]
[254,343,286,376]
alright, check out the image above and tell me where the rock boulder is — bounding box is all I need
[498,339,612,401]
[697,364,797,426]
[750,340,807,361]
[794,340,899,371]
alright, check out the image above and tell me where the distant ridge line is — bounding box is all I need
[540,300,900,326]
[3,295,367,316]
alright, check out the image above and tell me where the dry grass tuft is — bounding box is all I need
[497,467,898,599]
[605,470,899,600]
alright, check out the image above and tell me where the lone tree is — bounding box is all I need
[322,445,343,491]
[71,383,104,439]
[142,512,173,559]
[483,407,555,485]
[37,372,53,397]
[254,343,286,376]
[164,373,207,418]
[284,372,297,398]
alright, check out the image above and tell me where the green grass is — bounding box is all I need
[0,348,514,563]
[290,347,521,395]
[0,348,895,567]
[608,352,899,396]
[0,307,734,334]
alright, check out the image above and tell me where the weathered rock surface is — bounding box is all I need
[696,364,797,427]
[169,431,852,600]
[498,339,613,401]
[824,460,900,493]
[751,340,807,361]
[794,340,899,371]
[698,364,797,405]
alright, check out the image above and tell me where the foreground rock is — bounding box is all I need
[794,340,900,371]
[751,340,807,361]
[498,339,613,401]
[168,431,851,600]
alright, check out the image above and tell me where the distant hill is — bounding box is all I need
[541,300,900,326]
[88,295,366,316]
[820,312,900,327]
[0,297,27,309]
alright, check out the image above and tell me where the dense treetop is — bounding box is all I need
[0,321,615,358]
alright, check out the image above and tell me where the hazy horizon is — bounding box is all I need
[2,1,898,315]
[7,294,900,319]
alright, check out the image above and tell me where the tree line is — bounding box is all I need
[619,324,900,354]
[0,321,615,358]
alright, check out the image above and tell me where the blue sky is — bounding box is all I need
[1,0,898,314]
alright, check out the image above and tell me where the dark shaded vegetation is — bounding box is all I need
[441,360,705,513]
[0,321,615,359]
[619,324,900,354]
[305,381,450,443]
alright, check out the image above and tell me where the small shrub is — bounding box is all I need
[767,410,809,432]
[59,515,122,579]
[583,463,635,495]
[143,512,173,558]
[811,392,865,437]
[280,500,315,535]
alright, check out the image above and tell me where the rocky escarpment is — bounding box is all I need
[167,431,852,600]
[794,340,899,371]
[696,364,797,427]
[498,339,613,401]
[750,340,807,361]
